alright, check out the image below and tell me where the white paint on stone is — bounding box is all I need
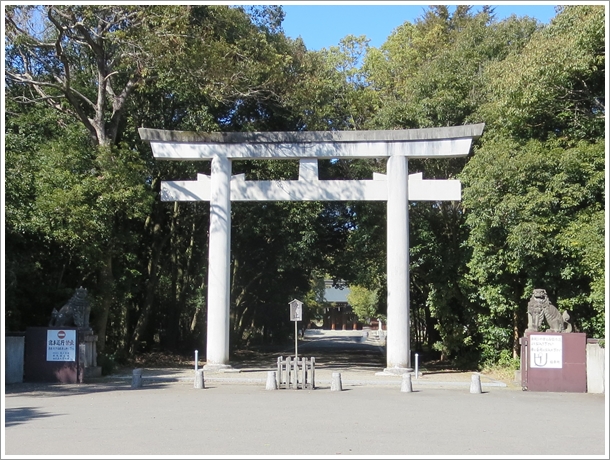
[386,154,410,371]
[205,155,232,367]
[150,138,473,160]
[298,158,319,181]
[160,172,460,202]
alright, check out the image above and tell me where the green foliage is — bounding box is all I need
[462,131,605,344]
[477,5,605,140]
[302,271,328,324]
[480,349,520,382]
[351,7,540,362]
[364,7,539,129]
[279,34,377,131]
[98,352,119,376]
[347,285,379,322]
[4,5,603,372]
[476,321,514,365]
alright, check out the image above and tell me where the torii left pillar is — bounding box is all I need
[387,154,410,370]
[206,155,232,368]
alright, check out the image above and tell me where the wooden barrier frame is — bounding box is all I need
[277,356,315,389]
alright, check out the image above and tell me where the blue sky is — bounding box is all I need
[280,3,560,50]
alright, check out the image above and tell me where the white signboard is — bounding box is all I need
[530,334,563,369]
[47,329,77,362]
[289,299,303,322]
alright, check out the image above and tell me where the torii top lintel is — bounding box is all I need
[138,123,485,160]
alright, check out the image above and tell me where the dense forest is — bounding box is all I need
[4,5,605,370]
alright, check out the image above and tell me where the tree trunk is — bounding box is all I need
[93,252,113,354]
[130,209,171,354]
[425,305,442,360]
[513,311,521,359]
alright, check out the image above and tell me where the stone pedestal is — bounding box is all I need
[81,329,101,378]
[5,334,25,384]
[25,327,81,383]
[521,331,587,392]
[586,340,605,394]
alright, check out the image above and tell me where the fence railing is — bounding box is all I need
[276,356,315,389]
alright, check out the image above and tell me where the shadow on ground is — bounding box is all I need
[4,407,59,427]
[4,379,172,397]
[230,331,387,372]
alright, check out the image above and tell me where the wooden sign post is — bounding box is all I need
[289,299,303,360]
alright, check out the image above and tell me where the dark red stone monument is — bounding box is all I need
[24,327,85,383]
[520,331,587,392]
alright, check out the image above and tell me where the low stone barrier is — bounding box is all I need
[331,372,342,392]
[131,368,143,389]
[276,356,315,389]
[586,340,605,394]
[5,335,25,384]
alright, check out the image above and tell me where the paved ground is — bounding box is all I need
[3,330,608,457]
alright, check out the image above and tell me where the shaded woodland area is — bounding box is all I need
[4,5,605,369]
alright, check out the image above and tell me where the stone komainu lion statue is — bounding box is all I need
[527,288,572,333]
[49,286,91,328]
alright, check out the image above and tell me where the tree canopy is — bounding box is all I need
[4,4,605,369]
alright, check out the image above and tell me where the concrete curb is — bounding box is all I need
[109,374,508,388]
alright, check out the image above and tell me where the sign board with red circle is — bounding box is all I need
[46,329,76,361]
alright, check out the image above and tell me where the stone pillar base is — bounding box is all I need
[376,367,413,376]
[203,363,236,372]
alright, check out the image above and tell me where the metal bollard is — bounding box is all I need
[131,368,142,389]
[266,371,277,390]
[331,372,343,392]
[194,369,204,389]
[401,373,413,393]
[470,374,482,394]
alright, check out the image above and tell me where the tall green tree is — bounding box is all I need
[462,4,605,361]
[5,4,330,355]
[477,5,605,141]
[347,285,379,323]
[5,5,167,350]
[363,6,540,129]
[354,6,542,362]
[4,102,85,330]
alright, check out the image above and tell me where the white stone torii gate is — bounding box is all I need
[139,124,484,374]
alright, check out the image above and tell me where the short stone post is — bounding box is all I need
[131,368,143,389]
[331,372,343,392]
[266,371,278,390]
[470,374,482,394]
[5,336,25,384]
[194,369,205,389]
[401,373,413,393]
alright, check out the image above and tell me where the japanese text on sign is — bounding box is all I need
[530,334,562,369]
[289,299,303,322]
[47,329,76,362]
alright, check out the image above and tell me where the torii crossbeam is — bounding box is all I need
[139,124,485,373]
